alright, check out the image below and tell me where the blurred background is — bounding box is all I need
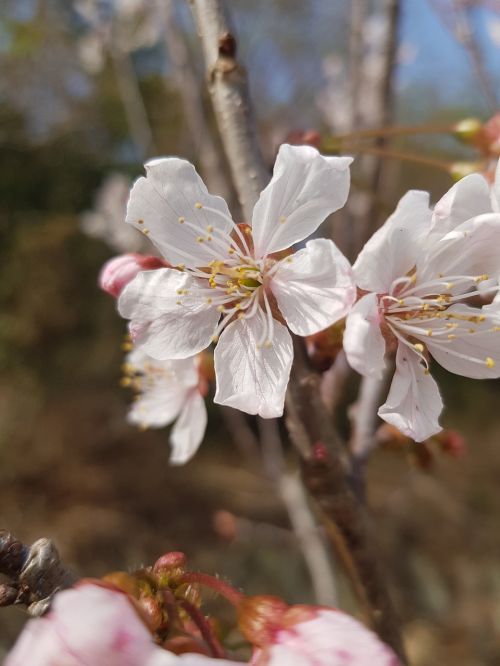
[1,1,500,663]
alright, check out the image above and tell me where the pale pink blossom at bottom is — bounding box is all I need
[251,608,400,666]
[99,253,167,298]
[5,583,241,666]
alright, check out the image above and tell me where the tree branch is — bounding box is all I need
[188,2,406,659]
[188,0,269,220]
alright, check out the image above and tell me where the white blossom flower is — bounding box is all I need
[344,165,500,441]
[5,583,241,666]
[124,347,207,465]
[118,144,355,418]
[248,605,400,666]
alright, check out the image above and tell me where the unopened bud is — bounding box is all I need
[453,118,482,143]
[153,551,187,575]
[99,253,167,298]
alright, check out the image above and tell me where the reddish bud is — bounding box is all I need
[212,510,238,541]
[312,441,329,463]
[434,430,466,458]
[285,130,321,149]
[153,551,187,575]
[99,253,167,298]
[238,595,288,647]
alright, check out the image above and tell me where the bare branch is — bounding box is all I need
[259,419,337,607]
[156,0,234,202]
[188,0,268,219]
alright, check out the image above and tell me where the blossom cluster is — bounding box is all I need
[101,145,500,453]
[6,554,400,666]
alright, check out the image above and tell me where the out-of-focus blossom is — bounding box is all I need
[344,164,500,441]
[124,347,207,465]
[6,583,243,666]
[118,145,355,418]
[99,253,167,298]
[239,597,400,666]
[81,173,149,253]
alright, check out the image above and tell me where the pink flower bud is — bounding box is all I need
[246,603,401,666]
[99,253,167,298]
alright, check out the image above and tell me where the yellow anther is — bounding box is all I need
[426,330,433,337]
[398,299,405,306]
[422,303,430,311]
[207,236,213,241]
[424,369,430,375]
[478,315,486,322]
[211,335,219,343]
[235,302,242,309]
[228,248,235,255]
[475,274,489,283]
[244,227,252,235]
[264,340,273,348]
[493,326,500,332]
[468,328,476,333]
[286,257,293,263]
[178,216,185,224]
[206,298,212,304]
[176,264,185,271]
[121,342,133,351]
[176,289,183,295]
[217,305,226,312]
[195,202,203,209]
[137,219,144,225]
[486,357,495,368]
[237,312,245,319]
[119,377,132,387]
[142,228,150,235]
[279,215,286,224]
[448,334,456,340]
[207,225,214,232]
[176,300,182,305]
[413,343,425,353]
[444,282,453,290]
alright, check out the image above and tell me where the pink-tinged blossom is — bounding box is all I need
[344,163,500,441]
[99,253,167,298]
[250,605,400,666]
[124,348,207,465]
[118,144,355,418]
[5,583,242,666]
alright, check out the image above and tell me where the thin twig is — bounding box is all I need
[157,0,234,202]
[258,419,337,607]
[188,0,269,220]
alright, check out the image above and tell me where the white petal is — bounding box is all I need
[492,160,500,212]
[251,144,352,256]
[353,191,431,293]
[128,384,185,429]
[126,158,233,267]
[118,268,220,359]
[343,293,387,379]
[169,390,207,465]
[270,238,356,336]
[424,304,500,379]
[214,312,293,418]
[420,212,500,281]
[431,173,492,238]
[378,345,443,442]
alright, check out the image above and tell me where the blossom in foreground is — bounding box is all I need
[5,583,238,666]
[124,347,207,465]
[118,144,355,417]
[239,597,400,666]
[343,165,500,441]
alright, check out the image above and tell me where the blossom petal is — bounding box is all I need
[251,144,352,257]
[343,293,386,379]
[118,268,219,359]
[270,238,356,336]
[420,212,500,281]
[214,312,293,418]
[378,345,443,442]
[492,160,500,212]
[169,390,207,465]
[353,191,431,293]
[431,173,492,238]
[423,304,500,379]
[128,385,185,429]
[126,158,233,268]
